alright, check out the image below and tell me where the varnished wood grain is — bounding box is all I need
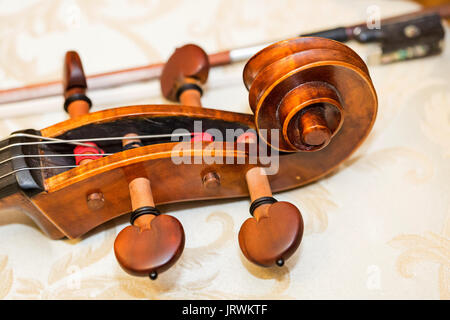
[31,75,375,239]
[243,37,376,152]
[0,191,64,239]
[14,38,376,240]
[32,141,253,238]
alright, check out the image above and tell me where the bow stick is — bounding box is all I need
[0,4,448,105]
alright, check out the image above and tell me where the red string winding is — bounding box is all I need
[73,142,104,165]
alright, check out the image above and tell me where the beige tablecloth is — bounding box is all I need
[0,0,448,299]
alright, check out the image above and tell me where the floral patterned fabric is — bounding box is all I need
[0,0,448,299]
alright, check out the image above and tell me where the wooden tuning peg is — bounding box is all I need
[63,51,92,118]
[160,44,213,144]
[239,166,304,267]
[160,44,210,107]
[114,134,185,279]
[64,51,105,209]
[236,132,303,267]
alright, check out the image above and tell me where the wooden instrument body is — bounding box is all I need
[1,97,376,239]
[0,38,378,250]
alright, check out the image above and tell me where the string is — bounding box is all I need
[0,133,96,149]
[0,153,112,167]
[0,131,194,182]
[0,132,192,153]
[0,165,77,181]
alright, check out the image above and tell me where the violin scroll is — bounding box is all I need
[0,37,377,281]
[243,37,375,152]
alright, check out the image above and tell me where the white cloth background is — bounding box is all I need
[0,0,448,299]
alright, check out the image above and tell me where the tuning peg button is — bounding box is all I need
[239,167,304,267]
[160,44,210,105]
[114,135,185,278]
[239,200,303,267]
[114,211,185,277]
[63,51,92,118]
